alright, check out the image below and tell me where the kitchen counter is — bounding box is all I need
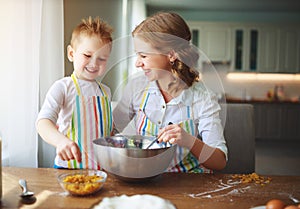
[1,167,300,209]
[221,101,300,141]
[225,97,300,104]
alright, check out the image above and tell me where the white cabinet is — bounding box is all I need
[232,24,300,73]
[278,27,300,73]
[258,26,300,73]
[257,27,280,73]
[231,25,259,72]
[188,22,232,62]
[188,21,300,73]
[200,25,231,62]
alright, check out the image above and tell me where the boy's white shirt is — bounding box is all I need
[36,76,111,135]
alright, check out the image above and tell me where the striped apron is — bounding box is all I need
[136,86,212,173]
[57,74,113,169]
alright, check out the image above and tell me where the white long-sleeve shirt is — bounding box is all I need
[113,75,227,158]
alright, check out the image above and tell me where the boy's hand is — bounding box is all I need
[56,138,81,162]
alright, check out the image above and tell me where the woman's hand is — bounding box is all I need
[156,123,226,170]
[156,123,195,149]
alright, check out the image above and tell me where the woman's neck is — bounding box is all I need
[157,78,186,102]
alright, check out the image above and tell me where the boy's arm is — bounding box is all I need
[36,118,81,163]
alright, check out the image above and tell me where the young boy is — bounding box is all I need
[36,16,113,169]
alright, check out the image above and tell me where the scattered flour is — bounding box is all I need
[188,179,251,199]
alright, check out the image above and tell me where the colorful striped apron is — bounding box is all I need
[136,86,212,173]
[64,74,113,169]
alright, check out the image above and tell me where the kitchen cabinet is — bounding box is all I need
[254,103,300,141]
[281,105,300,139]
[254,104,282,140]
[232,25,259,72]
[189,22,232,62]
[200,25,231,62]
[278,27,300,73]
[257,27,280,73]
[189,21,300,73]
[256,26,300,73]
[231,24,300,73]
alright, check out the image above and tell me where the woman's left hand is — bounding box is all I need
[157,123,195,148]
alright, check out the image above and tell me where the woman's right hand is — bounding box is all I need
[56,138,81,162]
[157,123,195,149]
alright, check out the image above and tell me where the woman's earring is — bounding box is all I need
[170,61,174,66]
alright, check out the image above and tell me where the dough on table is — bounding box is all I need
[92,194,176,209]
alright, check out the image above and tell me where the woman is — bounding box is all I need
[113,12,227,173]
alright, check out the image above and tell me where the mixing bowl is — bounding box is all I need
[93,135,177,181]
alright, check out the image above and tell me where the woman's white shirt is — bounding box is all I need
[113,75,227,158]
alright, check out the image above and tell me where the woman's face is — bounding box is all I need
[134,37,172,81]
[67,35,111,81]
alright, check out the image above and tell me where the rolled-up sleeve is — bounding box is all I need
[195,91,228,160]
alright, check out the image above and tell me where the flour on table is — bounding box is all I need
[188,179,250,199]
[92,194,176,209]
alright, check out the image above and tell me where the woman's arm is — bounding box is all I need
[157,124,226,170]
[189,135,226,170]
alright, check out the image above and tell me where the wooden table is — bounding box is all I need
[1,167,300,209]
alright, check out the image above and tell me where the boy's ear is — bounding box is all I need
[67,45,74,62]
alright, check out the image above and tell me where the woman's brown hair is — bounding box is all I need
[132,12,200,87]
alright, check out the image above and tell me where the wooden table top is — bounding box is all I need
[1,167,300,209]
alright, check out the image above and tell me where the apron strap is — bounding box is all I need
[71,74,81,95]
[71,73,108,97]
[95,80,108,97]
[139,85,150,110]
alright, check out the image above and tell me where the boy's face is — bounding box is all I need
[67,35,111,81]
